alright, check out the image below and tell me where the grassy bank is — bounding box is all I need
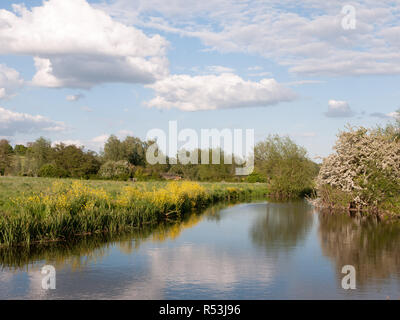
[0,177,269,246]
[311,185,400,219]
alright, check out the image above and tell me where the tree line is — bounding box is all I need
[0,134,320,196]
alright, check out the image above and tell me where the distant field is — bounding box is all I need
[0,176,163,209]
[0,176,265,209]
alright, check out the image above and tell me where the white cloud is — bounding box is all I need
[369,111,399,119]
[146,73,296,111]
[92,134,109,144]
[104,0,400,76]
[248,71,273,77]
[325,100,354,118]
[0,0,169,89]
[0,106,66,136]
[387,111,400,119]
[206,65,235,74]
[91,130,135,144]
[285,80,325,86]
[0,64,24,99]
[66,93,85,101]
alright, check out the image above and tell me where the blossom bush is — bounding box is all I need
[317,126,400,211]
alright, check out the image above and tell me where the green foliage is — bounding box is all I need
[98,160,132,180]
[103,135,124,162]
[53,143,100,178]
[246,171,267,183]
[0,139,13,175]
[168,148,237,181]
[2,133,318,188]
[254,135,319,199]
[26,137,53,174]
[14,144,27,155]
[38,164,68,178]
[103,135,148,166]
[356,162,400,207]
[0,178,269,246]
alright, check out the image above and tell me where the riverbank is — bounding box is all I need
[0,177,269,246]
[307,185,400,220]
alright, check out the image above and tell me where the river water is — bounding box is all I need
[1,200,400,299]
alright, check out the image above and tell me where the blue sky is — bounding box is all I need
[0,0,399,159]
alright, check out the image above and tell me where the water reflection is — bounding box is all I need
[318,211,400,288]
[0,202,230,271]
[250,201,314,255]
[1,201,400,299]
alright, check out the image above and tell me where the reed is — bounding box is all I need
[0,179,269,246]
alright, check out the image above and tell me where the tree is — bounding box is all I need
[103,135,124,162]
[254,135,319,198]
[123,136,146,166]
[26,137,53,175]
[98,160,132,180]
[52,143,100,178]
[0,139,13,175]
[14,144,27,155]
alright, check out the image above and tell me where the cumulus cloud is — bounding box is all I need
[0,0,168,89]
[146,73,296,111]
[325,100,354,118]
[0,106,66,136]
[103,0,400,76]
[66,93,85,101]
[92,134,110,144]
[371,111,400,119]
[0,64,24,99]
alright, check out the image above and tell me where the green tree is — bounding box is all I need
[123,136,146,166]
[254,135,319,198]
[0,139,13,175]
[26,137,53,175]
[53,143,100,178]
[14,144,27,155]
[98,160,132,180]
[103,135,124,162]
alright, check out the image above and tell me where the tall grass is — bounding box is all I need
[0,179,269,246]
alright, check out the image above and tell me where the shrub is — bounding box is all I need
[254,135,319,199]
[38,164,68,178]
[317,126,400,209]
[98,160,132,180]
[246,171,267,183]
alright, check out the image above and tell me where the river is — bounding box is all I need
[1,200,400,299]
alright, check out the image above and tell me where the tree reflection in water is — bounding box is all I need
[250,201,314,256]
[318,210,400,287]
